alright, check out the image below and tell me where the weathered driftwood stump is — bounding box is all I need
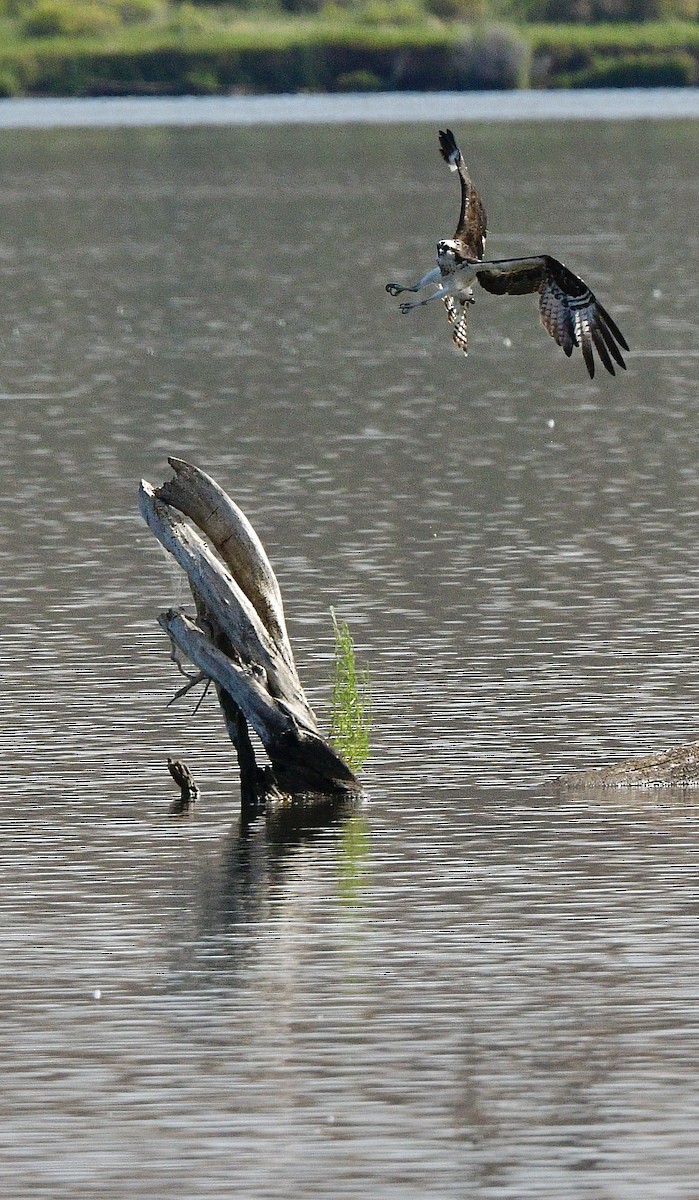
[139,458,361,809]
[559,740,699,788]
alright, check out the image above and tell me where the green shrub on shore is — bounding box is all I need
[18,0,168,38]
[22,2,121,38]
[335,65,382,87]
[558,47,697,85]
[528,19,699,83]
[426,0,486,16]
[0,66,19,96]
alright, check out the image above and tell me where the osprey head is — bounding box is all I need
[437,239,459,273]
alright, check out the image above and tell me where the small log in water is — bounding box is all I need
[559,740,699,788]
[167,757,200,813]
[140,458,360,807]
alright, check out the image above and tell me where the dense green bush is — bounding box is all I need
[527,20,699,82]
[22,1,120,37]
[116,0,167,23]
[165,2,213,31]
[560,47,697,83]
[334,65,382,87]
[426,0,485,15]
[0,66,20,95]
[361,0,427,23]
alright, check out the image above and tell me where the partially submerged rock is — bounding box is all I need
[559,740,699,788]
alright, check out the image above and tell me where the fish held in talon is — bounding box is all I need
[385,128,629,379]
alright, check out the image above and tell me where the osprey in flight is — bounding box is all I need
[386,128,629,378]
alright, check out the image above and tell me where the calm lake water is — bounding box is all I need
[2,97,699,1198]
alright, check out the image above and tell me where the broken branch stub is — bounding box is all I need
[140,461,360,803]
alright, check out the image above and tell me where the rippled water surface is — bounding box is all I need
[2,108,699,1198]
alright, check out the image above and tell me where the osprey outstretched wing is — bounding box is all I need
[476,255,628,379]
[386,128,629,379]
[438,127,487,262]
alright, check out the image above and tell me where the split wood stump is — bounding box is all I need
[139,458,361,810]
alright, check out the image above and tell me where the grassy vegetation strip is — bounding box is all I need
[524,20,699,53]
[0,25,518,95]
[0,19,455,56]
[0,20,697,95]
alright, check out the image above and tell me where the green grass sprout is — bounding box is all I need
[329,607,371,772]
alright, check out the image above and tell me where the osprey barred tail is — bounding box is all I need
[385,128,629,379]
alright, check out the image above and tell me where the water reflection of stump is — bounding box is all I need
[140,458,360,813]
